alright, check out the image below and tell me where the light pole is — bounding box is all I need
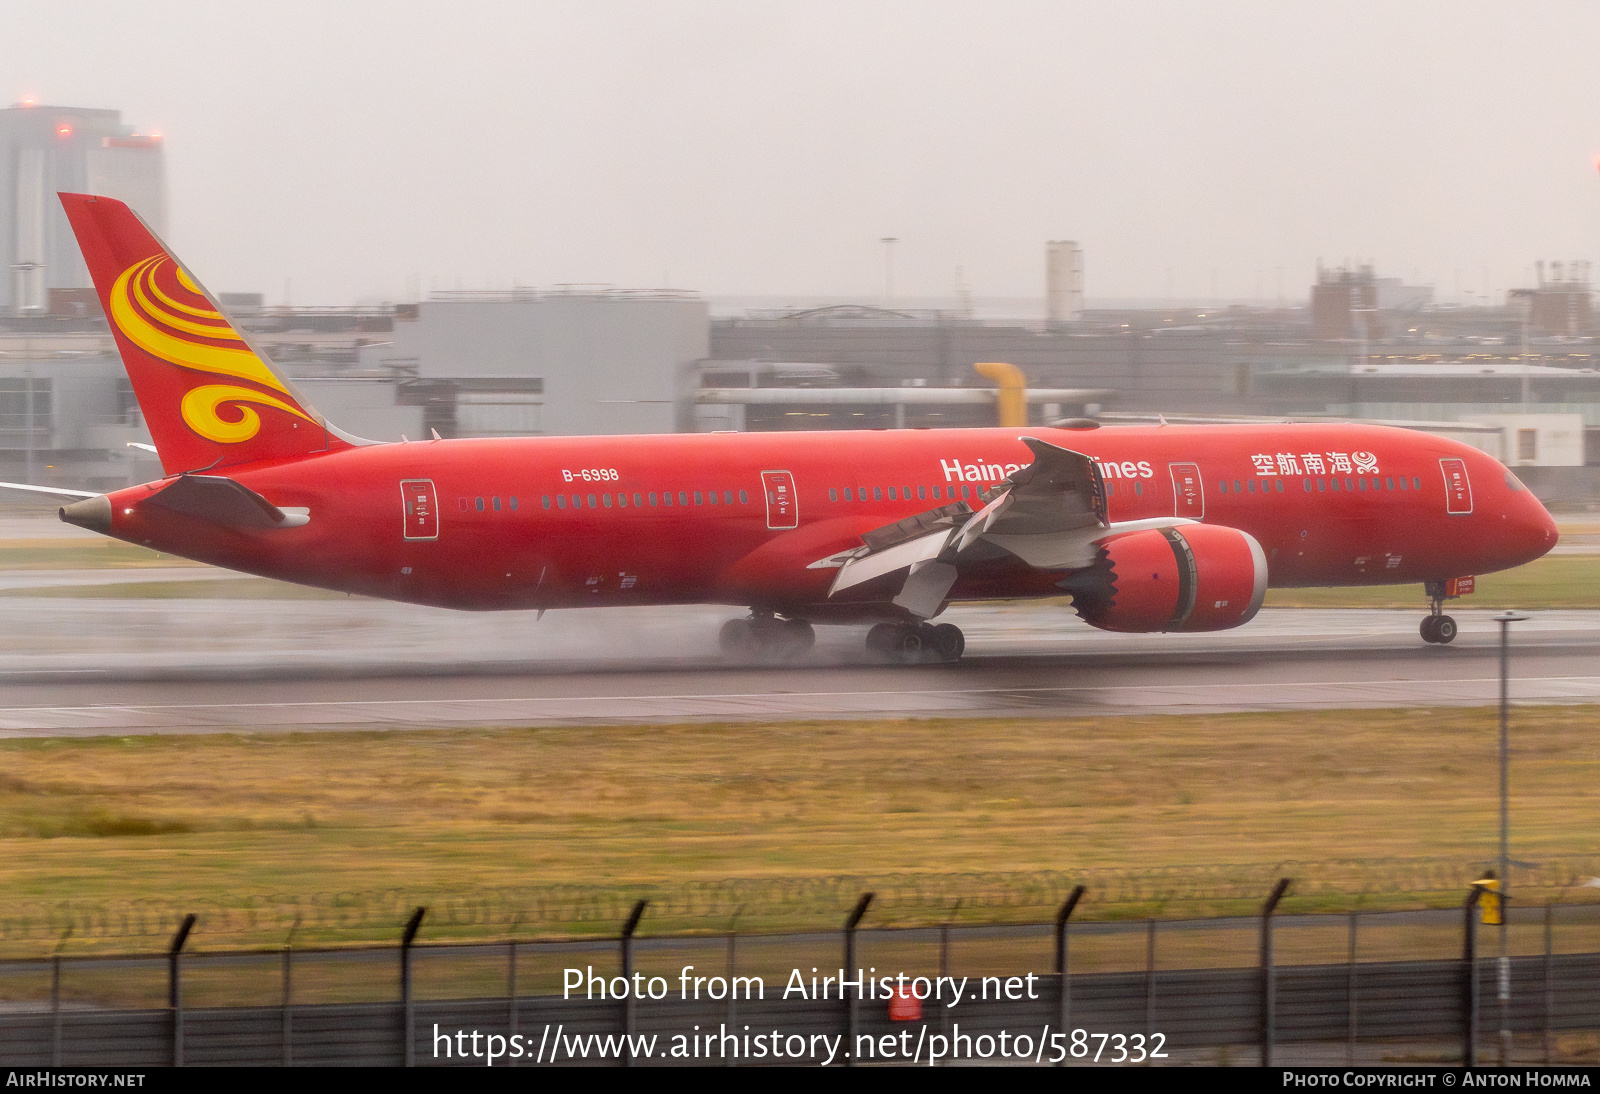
[1495,609,1528,1065]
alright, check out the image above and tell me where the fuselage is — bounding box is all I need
[90,423,1556,619]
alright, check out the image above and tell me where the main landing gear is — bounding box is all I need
[719,614,814,661]
[1420,581,1457,645]
[866,621,965,664]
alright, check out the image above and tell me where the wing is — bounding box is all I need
[823,437,1192,618]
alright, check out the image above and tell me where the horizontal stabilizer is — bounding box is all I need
[0,481,100,500]
[147,475,309,530]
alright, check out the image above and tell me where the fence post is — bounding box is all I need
[621,900,648,1068]
[168,914,196,1068]
[1463,885,1483,1067]
[1259,878,1291,1067]
[844,892,874,1068]
[1542,903,1553,1067]
[1054,884,1086,1065]
[1346,911,1359,1065]
[400,906,426,1068]
[50,954,61,1067]
[282,915,300,1068]
[508,940,519,1043]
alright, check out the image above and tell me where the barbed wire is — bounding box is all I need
[5,855,1597,942]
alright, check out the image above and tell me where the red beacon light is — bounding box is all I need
[56,122,72,138]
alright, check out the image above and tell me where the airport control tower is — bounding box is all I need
[0,101,166,313]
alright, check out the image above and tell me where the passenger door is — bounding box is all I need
[1169,461,1204,519]
[760,470,799,530]
[400,479,439,540]
[1440,458,1472,514]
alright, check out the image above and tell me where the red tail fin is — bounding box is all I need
[58,193,353,475]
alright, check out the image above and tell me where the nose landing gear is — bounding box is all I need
[1420,581,1457,645]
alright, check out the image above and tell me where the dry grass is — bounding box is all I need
[0,705,1597,948]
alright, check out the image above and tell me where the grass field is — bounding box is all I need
[2,705,1598,952]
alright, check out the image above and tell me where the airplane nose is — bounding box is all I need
[1508,484,1559,565]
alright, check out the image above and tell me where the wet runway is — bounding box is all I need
[0,598,1597,737]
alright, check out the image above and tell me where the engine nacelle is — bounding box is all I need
[1063,524,1268,633]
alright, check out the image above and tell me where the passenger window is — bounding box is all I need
[1397,478,1407,491]
[1317,479,1326,492]
[694,491,703,505]
[1276,480,1284,493]
[475,497,484,511]
[1247,480,1256,494]
[603,493,613,507]
[1345,477,1353,491]
[887,487,897,500]
[739,490,748,503]
[587,494,597,508]
[829,488,838,502]
[707,490,717,505]
[678,492,688,505]
[555,495,565,509]
[1303,478,1311,491]
[510,497,518,510]
[1234,479,1242,493]
[1330,479,1339,492]
[661,492,672,506]
[634,493,643,506]
[1106,482,1115,496]
[1357,479,1366,492]
[1412,477,1421,490]
[542,495,552,510]
[458,497,468,512]
[903,486,912,499]
[918,485,927,500]
[932,485,943,499]
[1134,482,1143,496]
[1219,481,1228,493]
[617,493,626,508]
[492,496,501,511]
[873,487,883,501]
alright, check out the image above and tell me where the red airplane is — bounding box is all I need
[2,194,1559,661]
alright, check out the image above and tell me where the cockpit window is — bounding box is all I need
[1504,471,1527,493]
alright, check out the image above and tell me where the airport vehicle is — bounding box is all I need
[1,194,1559,661]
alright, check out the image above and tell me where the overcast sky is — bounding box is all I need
[7,1,1599,305]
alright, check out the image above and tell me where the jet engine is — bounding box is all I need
[1061,524,1268,633]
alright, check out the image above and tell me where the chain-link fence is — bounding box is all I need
[2,883,1599,1067]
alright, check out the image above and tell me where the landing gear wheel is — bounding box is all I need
[778,618,815,657]
[926,623,965,662]
[722,616,814,661]
[720,618,755,654]
[1434,615,1457,644]
[866,623,900,655]
[1420,617,1440,644]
